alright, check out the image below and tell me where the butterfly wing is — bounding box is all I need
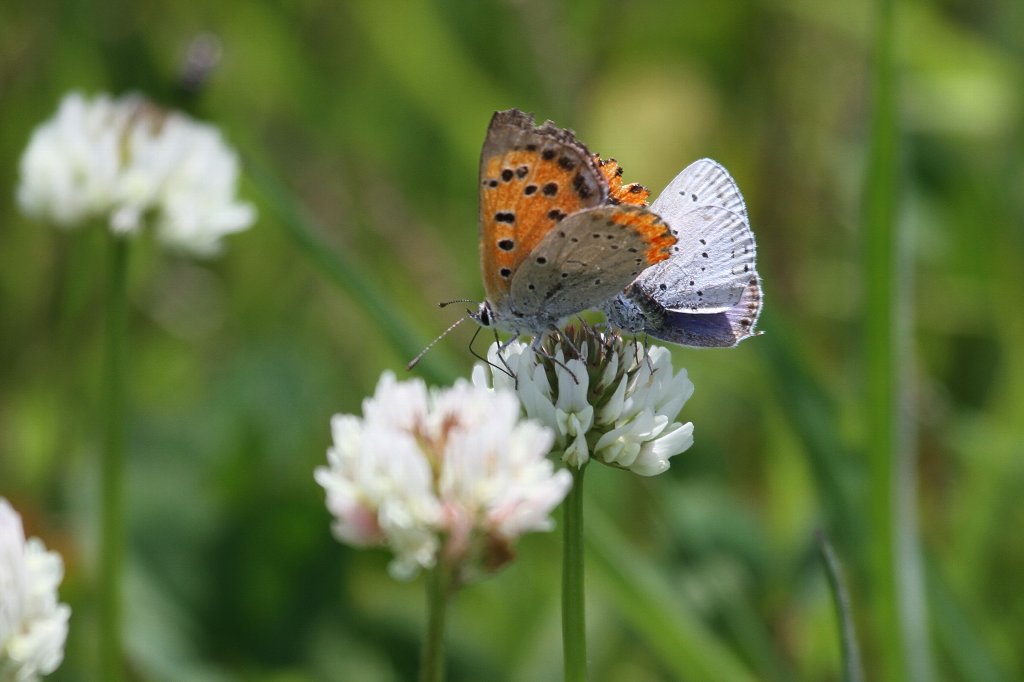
[633,159,757,312]
[509,204,675,321]
[628,274,763,347]
[631,206,755,312]
[479,109,608,309]
[651,157,748,219]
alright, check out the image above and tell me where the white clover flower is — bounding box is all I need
[0,499,70,682]
[472,324,695,476]
[17,91,255,256]
[314,372,571,581]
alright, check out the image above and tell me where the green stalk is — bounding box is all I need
[419,564,450,682]
[562,464,587,682]
[99,233,129,682]
[863,0,933,678]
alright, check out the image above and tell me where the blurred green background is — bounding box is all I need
[1,0,1022,680]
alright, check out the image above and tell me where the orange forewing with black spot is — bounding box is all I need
[610,206,675,265]
[594,156,650,206]
[479,110,608,305]
[506,204,676,319]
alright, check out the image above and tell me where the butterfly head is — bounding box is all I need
[470,300,496,328]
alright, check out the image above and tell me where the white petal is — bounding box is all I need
[316,372,565,579]
[16,91,254,256]
[0,499,70,679]
[597,373,629,425]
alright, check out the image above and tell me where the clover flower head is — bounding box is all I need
[472,323,695,476]
[17,91,255,256]
[0,499,70,682]
[315,372,571,580]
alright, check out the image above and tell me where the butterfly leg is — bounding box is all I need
[468,326,516,383]
[639,332,658,374]
[622,334,643,368]
[528,330,580,385]
[493,331,521,387]
[559,322,586,360]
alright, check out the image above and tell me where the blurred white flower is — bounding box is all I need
[0,499,70,682]
[472,323,695,476]
[314,372,571,580]
[17,91,255,256]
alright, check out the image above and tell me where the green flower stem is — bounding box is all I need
[99,233,129,682]
[420,563,451,682]
[562,464,588,682]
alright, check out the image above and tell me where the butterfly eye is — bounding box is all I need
[474,303,492,327]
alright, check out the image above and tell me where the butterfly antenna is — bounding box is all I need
[438,299,476,308]
[407,316,467,370]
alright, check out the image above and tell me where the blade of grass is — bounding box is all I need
[757,311,863,547]
[584,504,758,682]
[346,0,507,162]
[244,159,462,386]
[816,530,865,682]
[862,0,933,679]
[928,557,1010,682]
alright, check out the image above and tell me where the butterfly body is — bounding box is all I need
[474,109,676,338]
[602,159,763,347]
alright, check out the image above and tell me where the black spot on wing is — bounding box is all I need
[572,173,592,199]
